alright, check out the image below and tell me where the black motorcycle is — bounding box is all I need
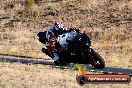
[37,30,105,69]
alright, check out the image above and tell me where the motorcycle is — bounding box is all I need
[37,30,105,69]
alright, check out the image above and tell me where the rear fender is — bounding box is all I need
[37,31,48,44]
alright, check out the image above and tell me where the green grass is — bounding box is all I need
[26,0,36,7]
[26,0,40,19]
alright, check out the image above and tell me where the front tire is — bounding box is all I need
[90,49,105,69]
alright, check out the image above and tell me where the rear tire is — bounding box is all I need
[90,49,105,69]
[42,48,52,58]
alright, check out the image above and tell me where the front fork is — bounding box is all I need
[83,47,93,63]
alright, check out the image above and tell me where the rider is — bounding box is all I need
[43,18,85,65]
[42,18,64,65]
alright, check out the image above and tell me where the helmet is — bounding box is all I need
[53,18,64,31]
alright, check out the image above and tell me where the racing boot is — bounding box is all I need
[53,53,67,66]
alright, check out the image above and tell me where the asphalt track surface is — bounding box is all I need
[0,56,132,76]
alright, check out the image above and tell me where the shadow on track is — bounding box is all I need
[0,56,132,76]
[0,57,54,65]
[86,66,132,76]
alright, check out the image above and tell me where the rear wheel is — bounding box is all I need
[90,49,105,69]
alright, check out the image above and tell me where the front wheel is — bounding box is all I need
[90,48,105,69]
